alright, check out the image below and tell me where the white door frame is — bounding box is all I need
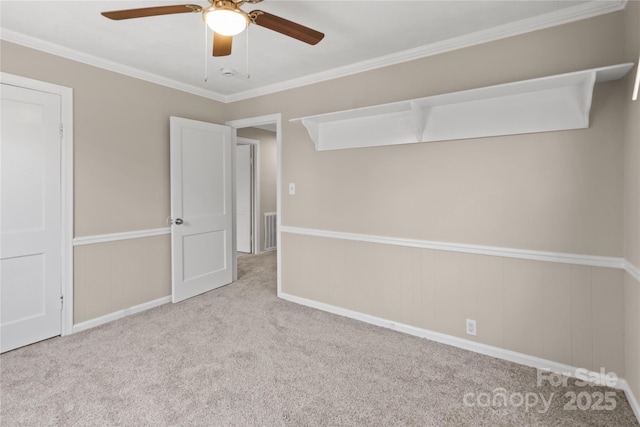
[1,72,74,336]
[226,114,281,294]
[236,137,260,254]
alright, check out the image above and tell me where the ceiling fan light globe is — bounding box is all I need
[205,9,248,36]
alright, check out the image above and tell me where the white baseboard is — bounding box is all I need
[72,296,171,333]
[618,379,640,423]
[279,291,640,423]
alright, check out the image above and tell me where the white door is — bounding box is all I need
[1,84,62,352]
[236,143,252,253]
[170,117,234,303]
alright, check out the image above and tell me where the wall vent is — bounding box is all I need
[264,212,277,251]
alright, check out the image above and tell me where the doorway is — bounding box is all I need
[227,114,281,293]
[235,128,277,254]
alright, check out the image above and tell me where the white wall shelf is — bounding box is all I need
[291,63,634,151]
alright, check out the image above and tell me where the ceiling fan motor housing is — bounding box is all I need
[203,1,250,36]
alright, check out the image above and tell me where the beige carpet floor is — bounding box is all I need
[1,251,638,426]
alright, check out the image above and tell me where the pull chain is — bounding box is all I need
[204,24,209,83]
[245,26,250,79]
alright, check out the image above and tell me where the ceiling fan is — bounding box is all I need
[101,0,325,57]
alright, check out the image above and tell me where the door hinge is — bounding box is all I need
[60,294,64,311]
[59,123,64,139]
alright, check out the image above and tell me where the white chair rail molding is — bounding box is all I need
[291,63,634,151]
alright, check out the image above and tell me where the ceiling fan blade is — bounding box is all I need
[213,33,233,57]
[251,11,324,45]
[101,4,202,20]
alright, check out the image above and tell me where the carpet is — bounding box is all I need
[1,251,637,426]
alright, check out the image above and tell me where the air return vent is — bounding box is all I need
[264,212,277,251]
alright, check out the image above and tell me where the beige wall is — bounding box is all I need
[624,0,640,404]
[74,236,171,323]
[1,2,638,395]
[226,9,633,377]
[627,272,640,402]
[237,127,277,252]
[271,89,624,254]
[282,233,625,375]
[625,0,640,268]
[229,12,627,256]
[0,42,227,237]
[1,41,227,322]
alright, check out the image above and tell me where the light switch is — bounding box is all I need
[289,183,296,195]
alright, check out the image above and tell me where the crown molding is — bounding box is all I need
[0,29,227,103]
[1,0,627,104]
[226,0,628,102]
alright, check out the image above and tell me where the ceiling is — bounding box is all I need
[0,1,627,103]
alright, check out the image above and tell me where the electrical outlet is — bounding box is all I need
[466,319,477,336]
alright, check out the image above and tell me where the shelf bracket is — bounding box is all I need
[301,118,320,150]
[410,101,427,142]
[580,71,597,127]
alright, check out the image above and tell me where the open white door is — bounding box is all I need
[170,117,233,303]
[1,84,62,352]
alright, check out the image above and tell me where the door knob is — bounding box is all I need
[174,218,184,225]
